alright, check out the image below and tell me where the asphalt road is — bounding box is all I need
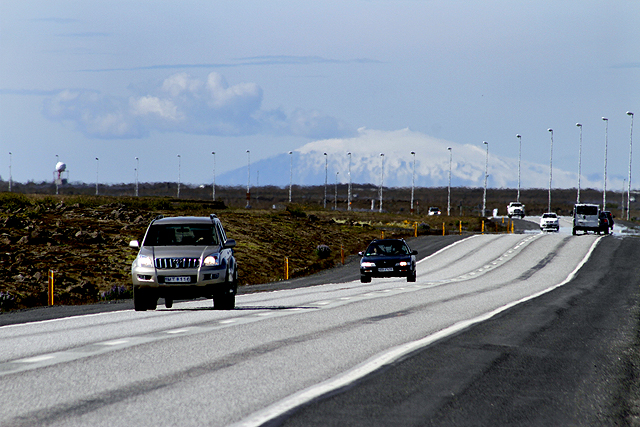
[270,234,640,426]
[4,229,638,426]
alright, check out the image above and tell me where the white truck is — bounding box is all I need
[572,203,604,235]
[507,202,525,219]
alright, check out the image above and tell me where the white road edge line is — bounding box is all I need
[232,236,603,427]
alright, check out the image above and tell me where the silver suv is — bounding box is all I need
[130,214,238,311]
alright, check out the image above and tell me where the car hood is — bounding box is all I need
[145,245,222,259]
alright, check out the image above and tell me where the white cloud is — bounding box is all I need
[41,72,353,140]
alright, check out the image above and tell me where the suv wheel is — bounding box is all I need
[407,271,417,282]
[360,275,371,283]
[134,287,157,311]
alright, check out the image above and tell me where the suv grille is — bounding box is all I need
[155,258,200,269]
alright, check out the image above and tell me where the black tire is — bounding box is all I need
[134,287,156,311]
[165,298,173,309]
[407,271,417,282]
[572,228,577,235]
[133,287,147,311]
[360,275,371,283]
[214,293,235,310]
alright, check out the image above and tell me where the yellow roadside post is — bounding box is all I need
[482,220,485,234]
[459,220,462,235]
[48,269,54,306]
[284,257,289,280]
[442,222,445,236]
[414,222,418,237]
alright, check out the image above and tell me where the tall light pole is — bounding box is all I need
[516,134,522,202]
[447,147,453,216]
[246,150,251,208]
[211,152,216,201]
[8,152,12,192]
[288,151,293,203]
[335,171,339,210]
[482,141,488,217]
[410,151,416,214]
[95,157,99,196]
[177,154,181,198]
[602,117,609,209]
[627,112,634,220]
[379,153,384,213]
[347,152,352,211]
[547,129,553,213]
[135,157,139,197]
[576,124,583,204]
[55,154,59,195]
[323,153,328,209]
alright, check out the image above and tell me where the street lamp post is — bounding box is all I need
[246,150,251,208]
[135,157,139,197]
[95,157,99,196]
[410,151,416,214]
[627,112,634,220]
[8,152,12,192]
[447,147,452,216]
[516,134,522,202]
[323,153,328,209]
[576,124,582,204]
[547,129,553,213]
[347,152,352,211]
[335,171,339,211]
[482,141,488,217]
[379,153,384,213]
[55,154,59,195]
[177,154,181,198]
[602,117,609,209]
[211,152,216,201]
[288,151,293,203]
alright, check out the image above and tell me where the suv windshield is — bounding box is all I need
[365,241,410,256]
[143,224,219,246]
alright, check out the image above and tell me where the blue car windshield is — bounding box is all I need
[365,242,410,256]
[143,224,218,246]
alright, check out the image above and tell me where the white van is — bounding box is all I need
[572,204,601,235]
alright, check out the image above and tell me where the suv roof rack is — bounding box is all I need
[209,214,218,220]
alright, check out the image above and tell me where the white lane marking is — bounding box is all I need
[100,339,129,346]
[17,355,56,363]
[232,236,604,427]
[165,328,190,334]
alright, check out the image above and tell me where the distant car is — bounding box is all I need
[428,207,441,216]
[573,203,601,235]
[130,214,238,311]
[598,211,613,235]
[507,202,525,218]
[359,239,417,283]
[540,212,560,232]
[601,211,614,231]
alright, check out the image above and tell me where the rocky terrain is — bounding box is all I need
[0,192,493,312]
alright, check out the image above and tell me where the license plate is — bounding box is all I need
[165,276,191,283]
[378,267,394,272]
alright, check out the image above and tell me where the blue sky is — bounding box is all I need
[1,0,638,188]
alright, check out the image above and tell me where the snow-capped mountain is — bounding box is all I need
[217,128,605,189]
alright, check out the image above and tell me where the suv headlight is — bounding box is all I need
[137,255,153,267]
[361,261,376,268]
[203,254,220,266]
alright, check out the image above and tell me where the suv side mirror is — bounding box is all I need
[129,240,139,248]
[223,239,236,249]
[411,250,418,255]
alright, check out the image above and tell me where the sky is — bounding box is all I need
[1,0,638,190]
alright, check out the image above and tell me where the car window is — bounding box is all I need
[143,224,219,246]
[576,205,598,215]
[365,242,410,256]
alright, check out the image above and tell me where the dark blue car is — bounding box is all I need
[359,239,417,283]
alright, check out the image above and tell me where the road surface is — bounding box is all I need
[1,228,639,426]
